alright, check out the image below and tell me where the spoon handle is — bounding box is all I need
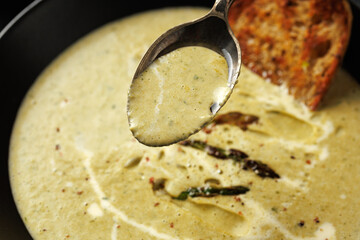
[212,0,236,18]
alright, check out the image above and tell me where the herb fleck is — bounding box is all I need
[298,220,305,227]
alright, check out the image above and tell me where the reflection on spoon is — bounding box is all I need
[127,0,241,146]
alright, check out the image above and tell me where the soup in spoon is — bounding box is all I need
[127,46,230,146]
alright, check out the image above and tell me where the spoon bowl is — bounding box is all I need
[128,0,241,146]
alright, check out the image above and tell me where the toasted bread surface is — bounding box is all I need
[228,0,352,110]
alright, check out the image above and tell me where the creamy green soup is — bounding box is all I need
[9,7,360,240]
[128,46,229,146]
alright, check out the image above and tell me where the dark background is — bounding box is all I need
[1,1,37,239]
[2,1,360,80]
[0,1,359,240]
[0,1,34,30]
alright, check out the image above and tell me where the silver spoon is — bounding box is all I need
[128,0,241,146]
[132,0,241,89]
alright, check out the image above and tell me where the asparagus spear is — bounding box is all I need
[179,140,280,179]
[213,112,259,131]
[173,185,250,200]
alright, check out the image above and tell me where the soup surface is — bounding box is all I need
[9,7,360,240]
[128,46,229,146]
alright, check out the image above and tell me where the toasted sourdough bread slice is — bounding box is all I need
[228,0,353,110]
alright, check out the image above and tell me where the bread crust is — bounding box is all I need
[228,0,353,110]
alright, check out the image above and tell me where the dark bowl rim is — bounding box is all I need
[0,0,43,39]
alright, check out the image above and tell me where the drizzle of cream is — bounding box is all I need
[255,82,312,120]
[319,147,329,161]
[139,61,166,137]
[278,176,308,192]
[316,121,334,143]
[281,202,293,209]
[78,147,179,240]
[88,203,104,218]
[111,219,119,240]
[238,197,337,240]
[141,160,173,177]
[312,223,336,240]
[65,182,73,188]
[59,99,69,108]
[50,157,57,172]
[269,138,319,152]
[152,62,165,116]
[248,69,334,153]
